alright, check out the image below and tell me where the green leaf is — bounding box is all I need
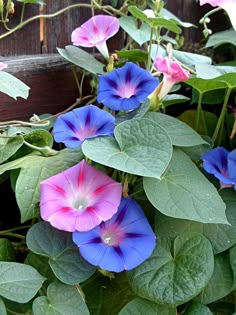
[82,118,172,179]
[119,16,152,46]
[17,0,44,4]
[3,299,33,315]
[185,77,228,94]
[0,71,30,99]
[83,272,135,315]
[23,129,53,148]
[162,94,190,107]
[144,112,206,147]
[0,239,15,261]
[143,148,228,224]
[116,49,148,63]
[127,233,214,306]
[26,222,96,284]
[0,262,45,303]
[0,147,83,222]
[184,302,213,315]
[128,6,181,33]
[118,297,176,315]
[205,29,236,48]
[0,135,24,164]
[0,297,6,315]
[32,281,89,315]
[229,243,236,290]
[57,45,105,74]
[155,188,236,254]
[115,99,150,124]
[194,253,233,304]
[161,8,195,28]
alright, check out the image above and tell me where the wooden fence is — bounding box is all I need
[0,0,229,121]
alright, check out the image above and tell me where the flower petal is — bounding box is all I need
[53,105,115,148]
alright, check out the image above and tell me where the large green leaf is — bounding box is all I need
[127,233,214,306]
[82,118,172,179]
[144,112,206,147]
[26,222,96,284]
[82,272,135,315]
[0,135,24,164]
[0,239,15,261]
[57,45,105,74]
[32,282,89,315]
[0,71,30,99]
[194,253,233,305]
[143,148,227,224]
[0,262,45,303]
[184,302,213,315]
[205,29,236,48]
[0,147,83,222]
[155,189,236,254]
[119,16,152,46]
[118,298,176,315]
[229,243,236,290]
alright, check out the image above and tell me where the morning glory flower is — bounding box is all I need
[153,55,190,100]
[52,105,115,149]
[97,62,159,111]
[199,0,236,31]
[40,160,122,232]
[71,15,120,60]
[201,146,236,189]
[73,197,156,272]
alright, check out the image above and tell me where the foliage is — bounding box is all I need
[0,0,236,314]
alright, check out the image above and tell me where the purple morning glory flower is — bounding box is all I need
[40,160,122,232]
[71,15,120,59]
[97,62,160,111]
[201,146,236,189]
[72,197,156,272]
[52,105,115,149]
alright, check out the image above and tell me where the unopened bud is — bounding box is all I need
[7,1,14,14]
[205,17,211,23]
[0,0,3,14]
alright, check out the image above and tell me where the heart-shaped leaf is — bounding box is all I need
[26,222,96,284]
[118,298,176,315]
[0,262,45,303]
[127,233,214,306]
[82,118,172,179]
[32,282,89,315]
[0,71,30,99]
[144,148,228,224]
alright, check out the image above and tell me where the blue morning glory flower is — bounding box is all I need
[52,105,115,148]
[201,146,236,189]
[97,62,159,111]
[72,197,156,272]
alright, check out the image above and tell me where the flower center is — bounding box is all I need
[72,196,88,212]
[117,84,136,98]
[101,225,123,246]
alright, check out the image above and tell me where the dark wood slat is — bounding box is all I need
[0,54,82,121]
[0,2,41,55]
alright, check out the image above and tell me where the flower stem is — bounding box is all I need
[212,88,232,143]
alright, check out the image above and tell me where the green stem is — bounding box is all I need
[23,140,58,156]
[0,3,124,41]
[20,3,26,23]
[195,92,203,132]
[71,65,81,96]
[0,225,31,235]
[1,232,25,240]
[212,88,232,143]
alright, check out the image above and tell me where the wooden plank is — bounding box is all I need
[0,2,41,55]
[43,0,91,53]
[0,54,82,121]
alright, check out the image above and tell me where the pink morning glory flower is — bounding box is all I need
[53,105,115,149]
[153,55,190,100]
[0,62,7,70]
[97,62,160,111]
[40,160,122,232]
[199,0,236,31]
[73,197,156,273]
[201,147,236,189]
[71,15,120,60]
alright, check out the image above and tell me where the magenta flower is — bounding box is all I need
[153,56,190,100]
[201,147,236,189]
[72,198,156,272]
[97,62,159,111]
[71,15,120,60]
[0,62,7,70]
[199,0,236,31]
[52,105,115,149]
[40,160,122,232]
